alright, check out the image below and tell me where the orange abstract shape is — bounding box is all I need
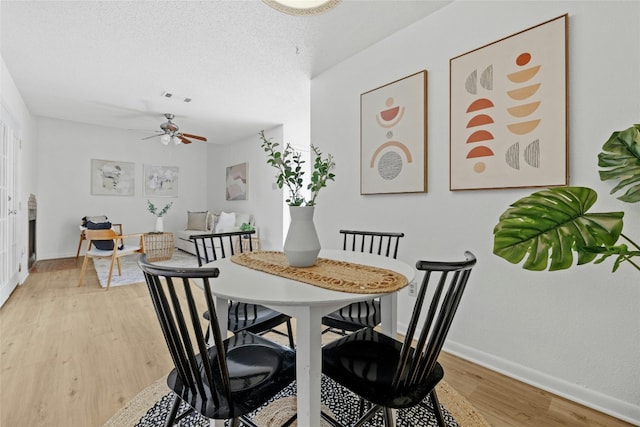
[507,101,541,118]
[507,83,541,100]
[507,119,541,135]
[466,98,494,112]
[516,53,532,66]
[369,141,412,168]
[380,106,400,121]
[466,114,494,128]
[467,146,494,158]
[375,107,405,128]
[466,130,494,143]
[507,65,541,83]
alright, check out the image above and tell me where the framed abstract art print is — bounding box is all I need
[144,165,179,197]
[90,159,135,196]
[361,70,428,195]
[450,14,568,191]
[226,162,248,200]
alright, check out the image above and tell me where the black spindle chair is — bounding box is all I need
[190,230,294,348]
[321,251,477,427]
[321,230,405,335]
[138,254,296,426]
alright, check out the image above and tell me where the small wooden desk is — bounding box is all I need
[233,236,261,253]
[204,249,414,427]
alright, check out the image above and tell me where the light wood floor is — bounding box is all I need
[0,258,633,427]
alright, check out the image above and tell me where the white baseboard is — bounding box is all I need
[442,339,640,425]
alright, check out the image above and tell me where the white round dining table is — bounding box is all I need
[204,248,415,427]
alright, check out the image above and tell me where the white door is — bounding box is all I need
[1,120,19,305]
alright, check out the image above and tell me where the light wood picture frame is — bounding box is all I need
[450,14,568,191]
[361,70,428,195]
[90,159,135,196]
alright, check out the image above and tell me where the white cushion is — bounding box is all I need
[215,211,236,233]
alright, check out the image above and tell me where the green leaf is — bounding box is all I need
[598,124,640,203]
[493,187,624,271]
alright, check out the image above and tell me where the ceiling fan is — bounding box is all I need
[142,113,207,145]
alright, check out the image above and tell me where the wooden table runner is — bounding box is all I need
[231,251,407,294]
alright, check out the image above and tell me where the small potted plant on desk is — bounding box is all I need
[147,200,173,233]
[240,222,255,239]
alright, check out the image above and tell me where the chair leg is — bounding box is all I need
[430,389,446,427]
[75,231,85,260]
[107,255,117,290]
[77,255,90,287]
[286,319,295,349]
[353,403,382,427]
[164,395,181,427]
[382,407,395,427]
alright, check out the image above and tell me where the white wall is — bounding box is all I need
[35,117,209,259]
[311,1,639,423]
[206,126,286,251]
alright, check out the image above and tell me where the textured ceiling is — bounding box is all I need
[1,0,450,144]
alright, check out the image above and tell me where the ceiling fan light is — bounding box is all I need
[263,0,340,16]
[173,136,181,145]
[160,134,171,145]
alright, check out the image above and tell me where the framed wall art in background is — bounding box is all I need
[361,70,427,195]
[144,165,179,197]
[90,159,135,196]
[450,14,568,191]
[226,162,248,200]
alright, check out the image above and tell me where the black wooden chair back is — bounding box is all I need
[340,229,404,258]
[321,251,477,426]
[190,230,257,266]
[322,230,405,334]
[138,254,296,425]
[189,230,295,348]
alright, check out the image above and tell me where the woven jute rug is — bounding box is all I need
[103,375,491,427]
[231,251,407,294]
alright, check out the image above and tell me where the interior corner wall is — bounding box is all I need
[206,126,285,251]
[34,117,209,260]
[311,1,640,423]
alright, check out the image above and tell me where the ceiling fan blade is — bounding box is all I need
[141,133,162,140]
[181,133,207,142]
[178,135,192,144]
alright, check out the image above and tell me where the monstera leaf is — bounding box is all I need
[598,124,640,203]
[493,187,624,271]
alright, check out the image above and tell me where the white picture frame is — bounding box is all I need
[144,165,179,197]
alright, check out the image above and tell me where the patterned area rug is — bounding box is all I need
[104,375,492,427]
[92,249,199,287]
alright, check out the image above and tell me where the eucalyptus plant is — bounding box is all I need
[147,200,173,217]
[493,124,640,273]
[259,130,336,206]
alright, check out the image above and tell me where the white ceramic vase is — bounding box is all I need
[155,217,164,233]
[283,206,320,267]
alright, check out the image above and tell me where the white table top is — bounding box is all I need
[206,248,415,305]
